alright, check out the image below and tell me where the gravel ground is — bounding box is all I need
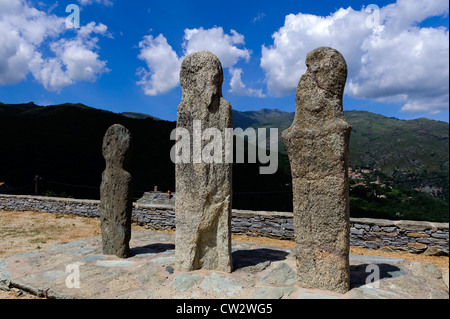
[1,210,448,299]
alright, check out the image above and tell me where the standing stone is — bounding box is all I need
[100,124,133,259]
[282,47,352,293]
[175,50,233,272]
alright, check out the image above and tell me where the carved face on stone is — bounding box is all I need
[180,50,223,107]
[102,124,131,168]
[305,47,347,96]
[297,47,348,119]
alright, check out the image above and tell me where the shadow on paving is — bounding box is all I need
[232,248,290,271]
[350,263,407,289]
[130,243,175,257]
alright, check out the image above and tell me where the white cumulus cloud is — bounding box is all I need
[229,68,265,98]
[30,22,110,92]
[137,34,182,96]
[137,27,255,96]
[261,0,449,114]
[0,0,110,92]
[0,0,64,85]
[183,27,250,68]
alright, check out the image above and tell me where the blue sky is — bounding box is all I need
[0,0,448,122]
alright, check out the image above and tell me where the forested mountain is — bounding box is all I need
[1,102,448,221]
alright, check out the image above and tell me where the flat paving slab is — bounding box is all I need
[0,230,448,299]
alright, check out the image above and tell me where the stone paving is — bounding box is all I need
[0,230,448,299]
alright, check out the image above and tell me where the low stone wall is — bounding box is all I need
[0,194,448,256]
[0,194,175,231]
[231,210,294,239]
[349,218,449,256]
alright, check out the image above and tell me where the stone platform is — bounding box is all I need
[0,230,448,299]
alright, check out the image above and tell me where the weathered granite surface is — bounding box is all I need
[175,51,233,272]
[282,47,352,293]
[100,124,133,258]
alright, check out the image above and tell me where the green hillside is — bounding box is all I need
[233,108,294,131]
[0,102,448,221]
[233,109,449,195]
[345,111,449,177]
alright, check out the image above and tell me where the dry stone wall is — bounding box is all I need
[0,195,175,230]
[349,218,449,255]
[0,195,448,255]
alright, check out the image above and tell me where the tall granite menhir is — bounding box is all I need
[282,47,352,293]
[100,124,133,259]
[175,51,233,272]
